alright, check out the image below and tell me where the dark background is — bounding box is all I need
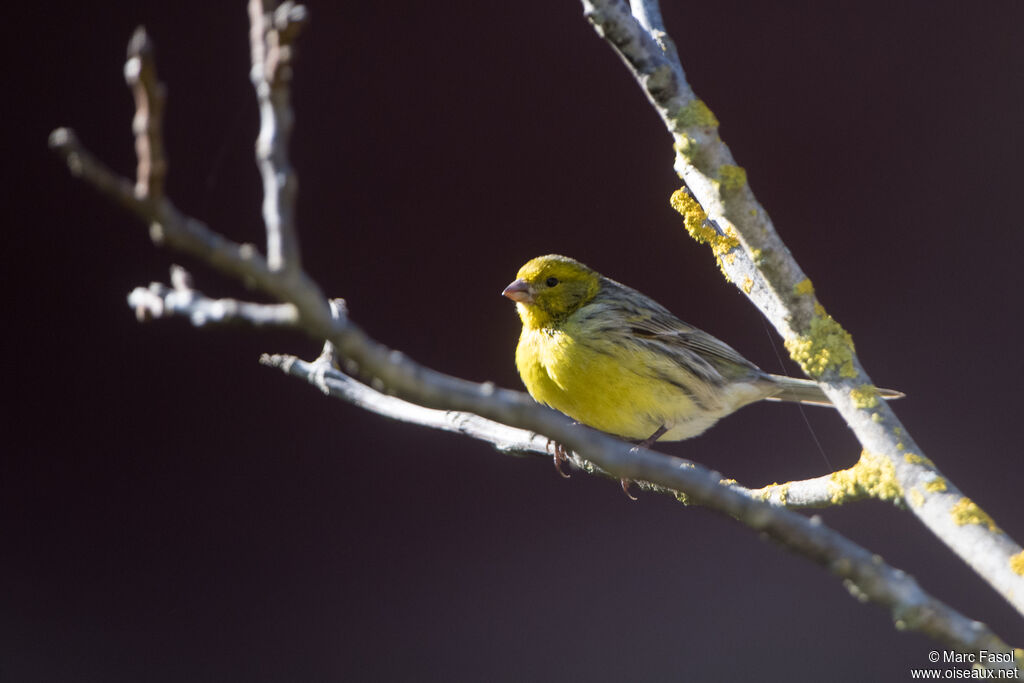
[8,2,1024,681]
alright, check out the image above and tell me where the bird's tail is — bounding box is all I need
[765,374,905,406]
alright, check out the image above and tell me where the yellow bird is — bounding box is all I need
[502,254,900,484]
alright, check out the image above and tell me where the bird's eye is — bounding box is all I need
[545,277,559,287]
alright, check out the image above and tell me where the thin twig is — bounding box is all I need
[124,26,166,200]
[248,0,307,274]
[261,353,550,457]
[48,128,329,319]
[129,266,299,327]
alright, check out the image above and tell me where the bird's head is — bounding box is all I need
[502,254,600,328]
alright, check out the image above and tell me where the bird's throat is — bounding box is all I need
[516,302,560,331]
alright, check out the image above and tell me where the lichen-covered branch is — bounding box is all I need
[256,359,1016,663]
[49,6,1022,668]
[582,0,1024,621]
[262,338,894,512]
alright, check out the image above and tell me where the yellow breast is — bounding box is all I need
[514,323,706,441]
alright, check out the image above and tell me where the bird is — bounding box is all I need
[501,254,901,492]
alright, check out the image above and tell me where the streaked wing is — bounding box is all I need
[597,279,763,379]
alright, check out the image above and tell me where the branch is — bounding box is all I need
[124,27,166,201]
[49,9,1023,668]
[261,353,550,457]
[256,351,1017,661]
[248,0,306,274]
[582,0,1024,621]
[47,127,330,319]
[129,266,298,327]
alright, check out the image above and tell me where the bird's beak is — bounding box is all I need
[502,278,533,304]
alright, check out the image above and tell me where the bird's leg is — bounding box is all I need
[633,425,669,451]
[621,425,669,500]
[546,439,572,479]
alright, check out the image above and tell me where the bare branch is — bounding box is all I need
[582,0,1024,620]
[124,26,167,200]
[48,127,329,320]
[261,353,550,456]
[626,0,679,65]
[248,0,307,274]
[129,266,298,327]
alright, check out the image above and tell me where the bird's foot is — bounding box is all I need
[619,426,669,501]
[546,439,572,479]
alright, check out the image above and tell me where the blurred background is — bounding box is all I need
[7,1,1024,680]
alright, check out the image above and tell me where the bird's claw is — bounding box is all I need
[620,478,638,501]
[547,439,572,479]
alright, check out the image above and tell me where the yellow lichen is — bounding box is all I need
[669,188,740,277]
[828,450,903,504]
[742,276,753,294]
[719,478,738,486]
[673,133,698,165]
[904,452,936,468]
[670,187,707,231]
[908,489,924,508]
[718,164,747,193]
[676,99,719,129]
[949,497,1000,533]
[896,442,905,452]
[777,483,790,505]
[784,304,857,379]
[924,477,947,493]
[793,278,815,296]
[750,248,764,265]
[673,133,696,152]
[1011,551,1024,576]
[871,412,882,423]
[849,384,880,409]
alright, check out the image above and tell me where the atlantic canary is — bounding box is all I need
[502,254,900,481]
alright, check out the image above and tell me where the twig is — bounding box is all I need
[124,26,166,200]
[129,266,299,327]
[582,0,1024,620]
[248,0,307,274]
[48,128,329,319]
[261,353,550,456]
